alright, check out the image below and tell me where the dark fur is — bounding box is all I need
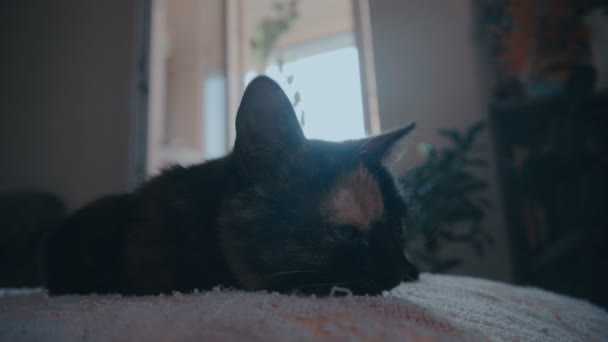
[45,76,418,296]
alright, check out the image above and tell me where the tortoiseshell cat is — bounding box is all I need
[45,76,419,296]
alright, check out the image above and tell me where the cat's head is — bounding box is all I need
[219,76,418,295]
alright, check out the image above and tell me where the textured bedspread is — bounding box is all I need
[1,274,607,341]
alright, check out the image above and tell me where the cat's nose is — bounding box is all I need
[400,255,419,282]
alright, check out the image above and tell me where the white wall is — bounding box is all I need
[0,1,141,211]
[369,0,513,281]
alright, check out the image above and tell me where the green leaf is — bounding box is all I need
[438,129,462,144]
[273,2,285,12]
[417,143,434,156]
[287,74,294,84]
[472,240,485,256]
[463,121,486,149]
[483,231,495,245]
[463,158,489,167]
[293,91,301,107]
[476,197,493,209]
[467,121,487,139]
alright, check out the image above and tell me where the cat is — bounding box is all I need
[0,191,65,287]
[45,76,419,296]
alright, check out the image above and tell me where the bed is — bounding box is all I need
[1,273,606,341]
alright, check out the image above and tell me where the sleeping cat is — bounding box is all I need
[45,76,419,296]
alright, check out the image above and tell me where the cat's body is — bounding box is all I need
[45,76,418,296]
[46,159,237,295]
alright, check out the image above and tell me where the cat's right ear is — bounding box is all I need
[233,76,305,178]
[358,123,416,163]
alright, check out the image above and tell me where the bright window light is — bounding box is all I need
[245,47,366,142]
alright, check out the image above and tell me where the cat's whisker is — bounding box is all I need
[356,137,374,155]
[295,281,350,291]
[262,270,315,279]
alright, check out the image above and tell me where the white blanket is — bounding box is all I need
[1,274,607,341]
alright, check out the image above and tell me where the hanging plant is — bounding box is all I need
[250,0,305,126]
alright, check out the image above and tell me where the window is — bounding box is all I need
[246,44,366,142]
[147,0,379,175]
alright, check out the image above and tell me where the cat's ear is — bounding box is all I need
[358,122,416,167]
[234,76,305,151]
[233,76,305,177]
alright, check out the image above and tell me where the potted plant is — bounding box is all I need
[400,121,494,272]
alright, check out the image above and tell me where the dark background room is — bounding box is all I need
[1,0,607,340]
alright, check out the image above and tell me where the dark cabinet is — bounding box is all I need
[492,91,608,308]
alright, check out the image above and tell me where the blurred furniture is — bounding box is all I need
[491,90,608,308]
[0,191,65,287]
[1,274,607,341]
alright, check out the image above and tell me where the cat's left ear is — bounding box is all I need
[233,76,305,179]
[358,122,416,167]
[234,76,305,150]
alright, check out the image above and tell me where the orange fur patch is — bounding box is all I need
[322,166,384,231]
